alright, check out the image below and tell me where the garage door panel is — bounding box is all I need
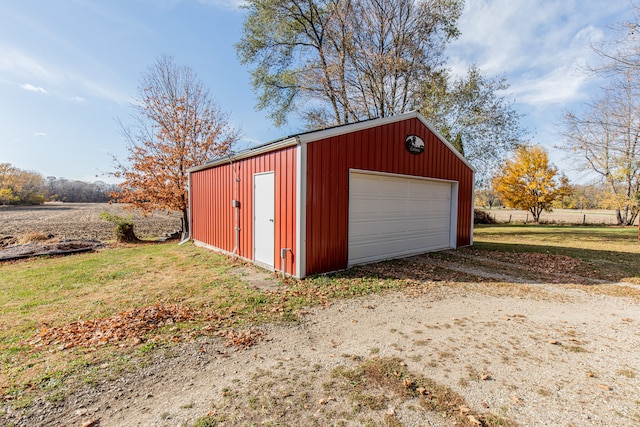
[349,242,380,263]
[407,218,447,232]
[409,180,449,195]
[349,221,381,238]
[379,204,408,216]
[407,201,447,214]
[348,172,454,266]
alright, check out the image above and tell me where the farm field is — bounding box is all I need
[0,202,182,244]
[477,207,639,225]
[0,205,639,426]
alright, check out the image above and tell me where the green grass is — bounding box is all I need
[0,242,405,403]
[0,243,269,399]
[474,224,638,249]
[474,224,640,282]
[0,243,238,342]
[1,224,638,413]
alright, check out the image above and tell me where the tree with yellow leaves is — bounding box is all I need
[492,146,572,223]
[0,163,45,205]
[113,56,239,234]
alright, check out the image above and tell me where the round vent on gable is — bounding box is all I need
[405,135,425,154]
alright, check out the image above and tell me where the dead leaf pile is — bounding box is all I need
[215,328,265,349]
[31,304,198,350]
[481,251,583,275]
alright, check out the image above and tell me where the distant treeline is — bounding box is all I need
[45,177,120,203]
[0,163,120,205]
[475,182,628,211]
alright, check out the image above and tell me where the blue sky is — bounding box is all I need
[0,0,634,183]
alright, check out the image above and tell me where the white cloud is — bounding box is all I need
[197,0,245,10]
[33,132,47,137]
[0,42,129,104]
[447,0,630,109]
[511,65,589,106]
[0,45,58,82]
[450,1,586,73]
[80,78,132,105]
[20,83,49,94]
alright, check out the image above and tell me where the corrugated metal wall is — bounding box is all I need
[190,146,297,275]
[305,118,473,276]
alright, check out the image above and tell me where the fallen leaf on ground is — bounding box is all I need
[467,415,481,425]
[32,304,199,350]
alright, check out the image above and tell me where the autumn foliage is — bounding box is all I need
[492,146,572,223]
[0,163,45,205]
[113,56,238,233]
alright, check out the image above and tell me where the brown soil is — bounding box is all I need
[0,203,182,245]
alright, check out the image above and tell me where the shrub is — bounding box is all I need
[99,213,140,243]
[474,209,496,224]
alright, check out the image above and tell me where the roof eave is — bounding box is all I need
[188,110,475,174]
[188,136,300,173]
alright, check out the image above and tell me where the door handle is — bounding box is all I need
[269,219,274,222]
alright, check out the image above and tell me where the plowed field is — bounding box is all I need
[0,203,182,244]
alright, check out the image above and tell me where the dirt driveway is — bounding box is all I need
[8,250,639,427]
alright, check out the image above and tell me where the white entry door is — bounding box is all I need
[253,172,275,268]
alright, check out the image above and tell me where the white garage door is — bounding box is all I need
[348,172,455,266]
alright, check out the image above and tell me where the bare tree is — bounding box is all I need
[237,0,527,183]
[237,0,462,127]
[45,177,119,202]
[561,72,639,225]
[560,7,640,227]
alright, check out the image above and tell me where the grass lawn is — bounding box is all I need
[0,224,638,410]
[0,242,405,406]
[473,224,640,282]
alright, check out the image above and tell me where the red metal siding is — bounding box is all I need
[305,118,473,276]
[190,146,297,275]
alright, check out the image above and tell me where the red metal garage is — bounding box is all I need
[188,111,475,278]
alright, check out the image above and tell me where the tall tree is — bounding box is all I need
[420,65,527,182]
[559,7,640,227]
[237,0,527,183]
[561,73,639,226]
[0,163,45,205]
[492,146,572,223]
[237,0,463,127]
[113,56,238,234]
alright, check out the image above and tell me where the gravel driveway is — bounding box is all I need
[9,254,640,427]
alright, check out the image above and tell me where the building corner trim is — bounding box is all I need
[295,139,307,278]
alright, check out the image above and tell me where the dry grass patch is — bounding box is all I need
[193,357,518,427]
[332,357,518,427]
[2,223,639,423]
[16,232,54,245]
